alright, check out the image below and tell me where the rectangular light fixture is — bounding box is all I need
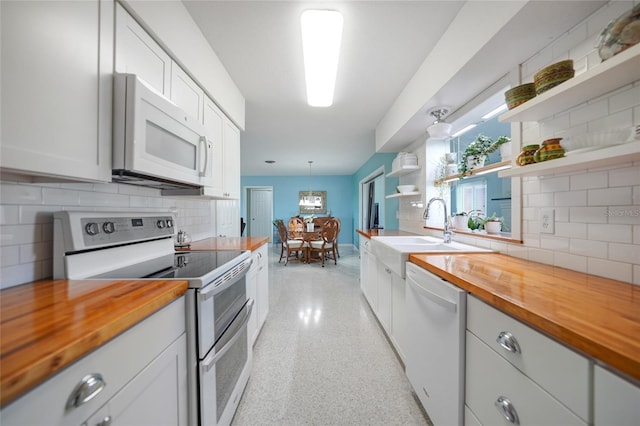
[451,123,477,138]
[301,10,343,107]
[481,104,508,120]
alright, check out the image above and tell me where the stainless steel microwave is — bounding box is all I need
[112,73,213,190]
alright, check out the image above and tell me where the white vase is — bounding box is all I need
[500,141,512,161]
[306,223,314,232]
[451,215,468,231]
[484,221,501,234]
[467,155,486,170]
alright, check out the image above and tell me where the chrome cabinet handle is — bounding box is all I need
[497,331,521,354]
[495,396,520,424]
[65,373,106,410]
[97,416,112,426]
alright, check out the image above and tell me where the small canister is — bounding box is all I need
[516,144,539,166]
[534,138,565,162]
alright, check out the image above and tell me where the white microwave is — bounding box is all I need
[112,73,213,190]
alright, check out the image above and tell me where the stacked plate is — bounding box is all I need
[563,128,632,155]
[504,83,536,110]
[534,59,575,95]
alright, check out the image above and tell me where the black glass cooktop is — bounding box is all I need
[91,250,247,283]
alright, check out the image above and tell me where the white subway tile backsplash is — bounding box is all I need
[539,176,569,193]
[0,263,41,290]
[0,225,41,246]
[540,235,570,252]
[609,166,640,187]
[570,206,608,223]
[570,171,608,190]
[528,192,555,207]
[634,265,640,285]
[78,191,130,207]
[554,252,587,273]
[588,257,633,283]
[588,223,633,243]
[540,115,571,138]
[552,22,587,60]
[1,246,20,267]
[20,205,61,225]
[555,222,587,239]
[588,109,633,132]
[0,206,20,225]
[588,187,632,206]
[554,190,587,206]
[606,205,640,225]
[0,183,42,205]
[42,187,80,206]
[570,238,608,258]
[555,207,570,223]
[609,85,640,114]
[528,247,554,264]
[635,225,640,244]
[609,243,640,264]
[19,242,50,264]
[569,99,608,126]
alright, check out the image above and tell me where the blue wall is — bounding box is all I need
[241,152,399,248]
[241,175,355,244]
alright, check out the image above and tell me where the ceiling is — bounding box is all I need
[182,1,605,176]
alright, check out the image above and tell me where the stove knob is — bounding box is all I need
[85,222,100,236]
[166,219,173,228]
[102,221,115,234]
[157,219,166,229]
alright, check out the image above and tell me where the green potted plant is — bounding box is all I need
[450,210,482,230]
[458,134,511,176]
[477,212,508,234]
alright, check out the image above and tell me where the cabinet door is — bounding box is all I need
[1,0,112,182]
[170,62,204,123]
[594,366,640,425]
[223,119,241,199]
[364,246,378,310]
[84,334,188,426]
[390,271,406,361]
[376,263,392,333]
[216,199,240,237]
[246,262,259,345]
[255,244,269,333]
[203,97,225,196]
[114,3,171,95]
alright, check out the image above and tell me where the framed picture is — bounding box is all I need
[299,191,327,214]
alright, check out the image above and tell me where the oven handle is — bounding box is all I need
[199,258,252,301]
[201,299,254,372]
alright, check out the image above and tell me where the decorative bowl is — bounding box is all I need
[534,60,575,95]
[504,83,536,110]
[397,185,416,193]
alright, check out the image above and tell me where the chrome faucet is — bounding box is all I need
[423,197,452,243]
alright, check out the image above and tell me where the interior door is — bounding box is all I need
[249,188,273,241]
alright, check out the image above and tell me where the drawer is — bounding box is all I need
[466,331,586,426]
[466,295,589,421]
[594,365,640,425]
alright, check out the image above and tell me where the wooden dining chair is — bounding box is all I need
[277,220,307,265]
[307,218,338,266]
[288,217,305,240]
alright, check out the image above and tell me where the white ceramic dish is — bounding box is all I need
[563,129,631,152]
[397,185,416,193]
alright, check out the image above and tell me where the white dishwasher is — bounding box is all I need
[405,262,466,426]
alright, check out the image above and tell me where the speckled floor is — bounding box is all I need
[231,244,431,426]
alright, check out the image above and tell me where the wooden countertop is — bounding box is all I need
[356,229,419,238]
[410,253,640,381]
[178,236,269,252]
[0,279,188,407]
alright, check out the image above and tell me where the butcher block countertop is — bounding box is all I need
[0,279,188,407]
[410,253,640,382]
[178,236,269,251]
[356,229,419,238]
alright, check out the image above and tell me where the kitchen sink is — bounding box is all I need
[369,235,492,278]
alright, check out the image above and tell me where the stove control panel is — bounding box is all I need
[79,215,175,247]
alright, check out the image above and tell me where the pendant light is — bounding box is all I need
[299,161,314,206]
[427,107,452,139]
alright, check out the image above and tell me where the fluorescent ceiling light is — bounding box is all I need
[451,124,477,138]
[481,104,508,120]
[301,10,343,107]
[474,164,512,175]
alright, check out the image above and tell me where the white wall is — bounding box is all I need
[0,178,216,289]
[399,1,640,285]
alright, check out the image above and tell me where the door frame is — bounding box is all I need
[243,186,274,242]
[359,166,385,232]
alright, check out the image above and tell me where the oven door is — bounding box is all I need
[199,299,253,426]
[197,265,249,359]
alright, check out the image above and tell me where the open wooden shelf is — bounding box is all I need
[435,161,512,185]
[499,43,640,123]
[499,141,640,178]
[386,191,421,199]
[386,165,420,177]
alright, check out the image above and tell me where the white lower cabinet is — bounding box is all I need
[360,236,377,310]
[390,270,406,361]
[247,243,269,346]
[372,255,405,361]
[0,298,188,426]
[376,262,393,333]
[594,365,640,425]
[465,295,589,426]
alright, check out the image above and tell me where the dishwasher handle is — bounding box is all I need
[407,273,457,312]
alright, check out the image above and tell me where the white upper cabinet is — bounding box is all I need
[204,97,240,199]
[0,0,113,182]
[170,63,204,123]
[114,3,171,95]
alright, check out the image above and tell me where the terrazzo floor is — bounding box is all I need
[231,244,431,426]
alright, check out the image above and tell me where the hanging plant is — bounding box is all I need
[458,134,511,176]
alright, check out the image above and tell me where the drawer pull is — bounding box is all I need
[497,331,521,354]
[495,396,520,424]
[65,373,106,410]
